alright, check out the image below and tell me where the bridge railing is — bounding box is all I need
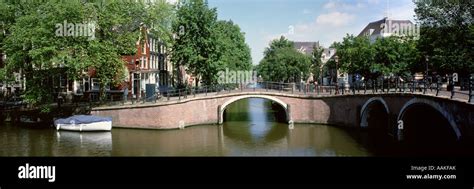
[94,74,473,107]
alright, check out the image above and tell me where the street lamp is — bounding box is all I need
[335,55,339,95]
[424,55,429,94]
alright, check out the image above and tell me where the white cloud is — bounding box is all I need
[258,0,414,64]
[262,11,360,49]
[387,1,416,21]
[323,0,367,10]
[323,1,337,9]
[316,12,356,27]
[367,0,381,4]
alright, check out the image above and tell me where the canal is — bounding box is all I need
[0,98,377,156]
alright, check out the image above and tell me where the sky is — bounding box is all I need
[205,0,417,65]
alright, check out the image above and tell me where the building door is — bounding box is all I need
[133,73,140,98]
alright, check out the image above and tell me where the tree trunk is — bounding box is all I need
[100,82,107,103]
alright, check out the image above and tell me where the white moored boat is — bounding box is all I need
[54,115,112,132]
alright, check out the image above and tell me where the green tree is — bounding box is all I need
[310,44,324,82]
[172,0,219,87]
[373,36,420,77]
[214,20,252,71]
[415,0,474,77]
[333,35,419,80]
[0,0,174,108]
[332,35,376,79]
[257,36,311,82]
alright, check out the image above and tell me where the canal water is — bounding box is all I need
[0,98,373,156]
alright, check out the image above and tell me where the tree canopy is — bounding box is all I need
[310,43,324,81]
[257,36,311,83]
[415,0,474,76]
[172,0,252,86]
[214,20,252,71]
[0,0,174,108]
[331,34,419,80]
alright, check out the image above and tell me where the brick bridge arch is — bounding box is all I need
[396,98,461,141]
[359,97,390,128]
[218,95,291,124]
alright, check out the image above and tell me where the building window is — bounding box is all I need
[150,56,153,69]
[144,57,147,69]
[369,29,375,36]
[83,77,90,92]
[159,54,163,70]
[77,80,84,94]
[159,72,168,86]
[150,39,153,52]
[68,79,73,92]
[157,44,161,54]
[153,55,157,69]
[133,73,140,96]
[91,78,100,91]
[149,40,152,52]
[59,74,67,92]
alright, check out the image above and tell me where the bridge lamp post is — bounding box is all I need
[424,55,429,94]
[335,55,339,95]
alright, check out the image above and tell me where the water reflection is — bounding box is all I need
[55,131,112,156]
[111,126,222,156]
[0,98,372,156]
[111,97,370,156]
[0,124,113,156]
[223,98,288,144]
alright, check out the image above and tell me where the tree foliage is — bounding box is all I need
[214,20,252,71]
[257,36,311,82]
[415,0,474,76]
[172,0,219,86]
[172,0,252,86]
[373,36,420,77]
[310,44,324,81]
[0,0,174,107]
[332,34,420,80]
[332,35,375,78]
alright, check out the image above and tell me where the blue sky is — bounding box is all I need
[206,0,416,65]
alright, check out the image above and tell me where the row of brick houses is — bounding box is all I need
[56,24,173,102]
[121,24,173,100]
[0,24,173,102]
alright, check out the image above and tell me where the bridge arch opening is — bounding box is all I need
[219,96,290,144]
[397,99,460,147]
[218,95,290,124]
[360,97,392,142]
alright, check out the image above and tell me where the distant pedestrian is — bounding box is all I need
[57,95,63,109]
[123,83,129,102]
[306,73,314,93]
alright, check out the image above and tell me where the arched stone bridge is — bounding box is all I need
[91,91,474,142]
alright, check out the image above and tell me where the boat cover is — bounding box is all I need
[54,115,112,125]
